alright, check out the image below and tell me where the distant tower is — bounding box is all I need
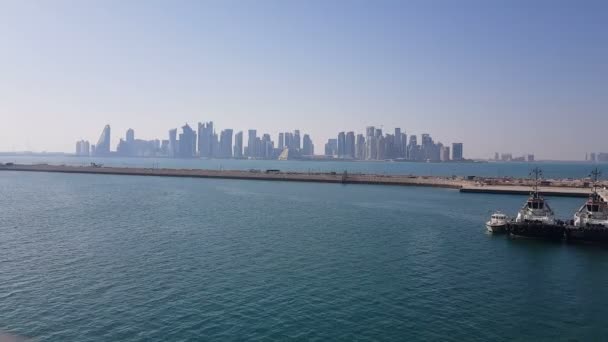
[94,125,111,156]
[234,131,243,158]
[452,143,464,161]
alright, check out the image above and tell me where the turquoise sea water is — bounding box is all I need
[1,171,608,341]
[1,155,606,179]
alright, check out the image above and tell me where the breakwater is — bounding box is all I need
[1,163,605,198]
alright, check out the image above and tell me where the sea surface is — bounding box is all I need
[1,171,608,341]
[1,155,607,179]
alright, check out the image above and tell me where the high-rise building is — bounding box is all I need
[407,135,418,161]
[94,125,111,156]
[356,134,366,160]
[247,130,257,158]
[324,139,338,157]
[178,124,197,158]
[590,152,596,162]
[233,131,243,158]
[302,134,314,156]
[345,132,355,159]
[452,143,464,161]
[294,130,301,150]
[198,122,214,158]
[75,140,90,156]
[126,129,135,144]
[278,133,285,150]
[440,145,450,162]
[219,129,233,158]
[168,129,178,157]
[394,128,402,158]
[337,132,346,158]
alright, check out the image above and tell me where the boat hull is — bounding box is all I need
[486,223,507,233]
[507,222,565,240]
[565,226,608,243]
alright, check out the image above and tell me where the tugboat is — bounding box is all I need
[486,212,509,233]
[565,169,608,243]
[507,168,565,240]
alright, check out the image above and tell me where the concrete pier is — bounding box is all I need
[1,163,605,199]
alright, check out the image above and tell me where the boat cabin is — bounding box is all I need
[527,198,545,210]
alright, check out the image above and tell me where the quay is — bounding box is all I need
[1,163,606,200]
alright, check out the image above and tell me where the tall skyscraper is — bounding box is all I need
[394,128,402,157]
[345,132,355,159]
[94,125,111,156]
[294,130,301,150]
[324,139,338,157]
[278,133,285,150]
[234,131,243,158]
[302,134,314,156]
[452,143,464,161]
[178,124,196,158]
[126,129,135,144]
[75,140,90,156]
[440,145,450,162]
[168,128,178,157]
[356,134,365,160]
[219,129,233,158]
[198,121,214,158]
[247,130,257,158]
[337,132,346,158]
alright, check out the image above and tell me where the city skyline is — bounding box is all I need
[73,122,468,162]
[1,1,607,160]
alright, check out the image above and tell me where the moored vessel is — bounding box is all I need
[507,168,565,240]
[565,169,608,243]
[486,212,508,233]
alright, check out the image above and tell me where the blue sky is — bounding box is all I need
[0,0,606,159]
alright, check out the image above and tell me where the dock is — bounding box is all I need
[1,163,606,200]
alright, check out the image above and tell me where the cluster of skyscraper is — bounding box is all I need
[324,127,463,162]
[493,152,535,162]
[586,153,608,163]
[76,124,314,160]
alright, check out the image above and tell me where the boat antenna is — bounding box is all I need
[590,168,601,194]
[530,167,542,198]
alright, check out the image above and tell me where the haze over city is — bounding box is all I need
[1,0,606,160]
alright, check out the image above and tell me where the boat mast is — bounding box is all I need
[590,168,601,194]
[530,167,542,198]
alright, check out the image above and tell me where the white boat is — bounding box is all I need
[573,170,608,229]
[486,212,508,233]
[514,169,555,225]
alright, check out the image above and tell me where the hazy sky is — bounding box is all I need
[0,0,606,159]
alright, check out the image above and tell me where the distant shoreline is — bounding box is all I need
[1,163,605,198]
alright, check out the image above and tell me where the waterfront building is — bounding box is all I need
[590,152,597,162]
[94,125,111,156]
[168,129,178,157]
[126,129,134,144]
[337,132,346,158]
[75,140,90,156]
[452,143,464,161]
[247,130,257,158]
[219,129,233,158]
[407,135,418,161]
[278,133,284,150]
[355,134,366,160]
[198,122,214,158]
[302,134,314,156]
[324,139,338,157]
[345,132,355,159]
[178,124,197,158]
[440,145,450,162]
[234,131,243,158]
[294,130,301,150]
